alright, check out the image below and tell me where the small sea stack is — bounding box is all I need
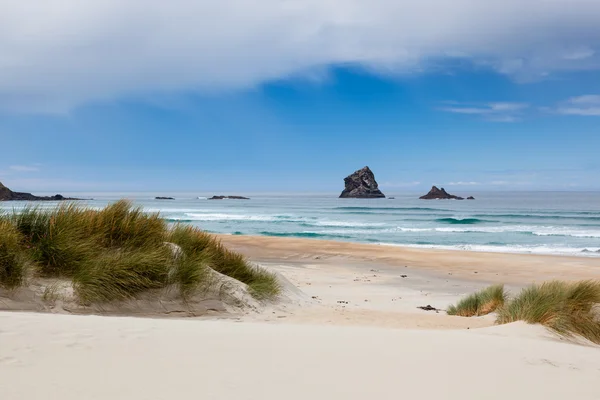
[209,195,250,200]
[339,166,386,198]
[419,186,465,200]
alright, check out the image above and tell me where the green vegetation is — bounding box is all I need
[0,219,29,288]
[447,284,507,317]
[168,224,281,299]
[448,280,600,344]
[496,280,600,344]
[0,201,280,303]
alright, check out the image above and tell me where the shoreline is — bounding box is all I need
[218,234,600,285]
[212,232,600,259]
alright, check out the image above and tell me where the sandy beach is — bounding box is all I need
[2,235,600,399]
[219,234,600,284]
[2,312,600,400]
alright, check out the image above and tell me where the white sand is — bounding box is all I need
[1,312,599,400]
[2,236,600,399]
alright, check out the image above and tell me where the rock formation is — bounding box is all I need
[155,197,175,200]
[0,181,79,201]
[209,195,250,200]
[339,166,386,198]
[467,196,475,200]
[419,186,464,200]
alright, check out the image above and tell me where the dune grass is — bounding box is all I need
[2,200,280,303]
[448,280,600,344]
[73,246,174,304]
[169,224,281,299]
[0,219,29,288]
[496,280,600,344]
[447,284,507,317]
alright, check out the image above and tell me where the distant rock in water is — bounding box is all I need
[467,196,475,200]
[419,186,464,200]
[339,166,386,199]
[155,197,175,200]
[0,181,80,201]
[209,195,250,200]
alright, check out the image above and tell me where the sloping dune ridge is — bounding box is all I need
[2,235,600,399]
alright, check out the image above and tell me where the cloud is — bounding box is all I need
[1,0,600,113]
[555,95,600,116]
[447,181,479,186]
[439,102,529,121]
[562,46,596,60]
[9,165,40,172]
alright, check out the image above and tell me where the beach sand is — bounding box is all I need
[2,313,600,400]
[2,235,600,399]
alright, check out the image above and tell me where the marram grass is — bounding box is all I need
[496,280,600,344]
[447,284,507,317]
[0,219,29,288]
[2,201,280,303]
[169,224,281,300]
[448,280,600,344]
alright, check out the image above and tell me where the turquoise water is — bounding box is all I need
[2,191,600,257]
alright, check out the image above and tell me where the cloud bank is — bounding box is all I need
[439,102,529,122]
[556,95,600,116]
[1,0,600,112]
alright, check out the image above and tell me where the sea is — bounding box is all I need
[2,191,600,257]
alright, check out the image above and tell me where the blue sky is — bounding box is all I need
[1,1,600,193]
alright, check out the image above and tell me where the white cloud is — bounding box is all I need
[439,102,529,121]
[562,46,595,60]
[447,181,479,186]
[556,95,600,116]
[0,0,599,113]
[9,165,40,172]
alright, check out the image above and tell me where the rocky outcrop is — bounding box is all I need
[419,186,464,200]
[467,196,475,200]
[209,195,250,200]
[155,197,175,200]
[0,181,79,201]
[339,166,385,198]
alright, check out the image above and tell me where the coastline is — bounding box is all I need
[218,234,600,285]
[2,220,600,399]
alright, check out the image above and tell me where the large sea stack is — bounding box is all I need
[0,181,79,201]
[419,186,464,200]
[339,166,386,198]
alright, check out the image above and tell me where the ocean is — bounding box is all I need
[2,191,600,257]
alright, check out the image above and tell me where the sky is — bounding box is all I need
[1,0,600,193]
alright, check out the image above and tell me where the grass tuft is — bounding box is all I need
[0,220,29,288]
[3,201,280,303]
[73,245,173,304]
[447,284,507,317]
[86,200,166,248]
[169,225,280,300]
[496,280,600,344]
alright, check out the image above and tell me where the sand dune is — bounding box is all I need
[1,312,599,400]
[2,235,600,399]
